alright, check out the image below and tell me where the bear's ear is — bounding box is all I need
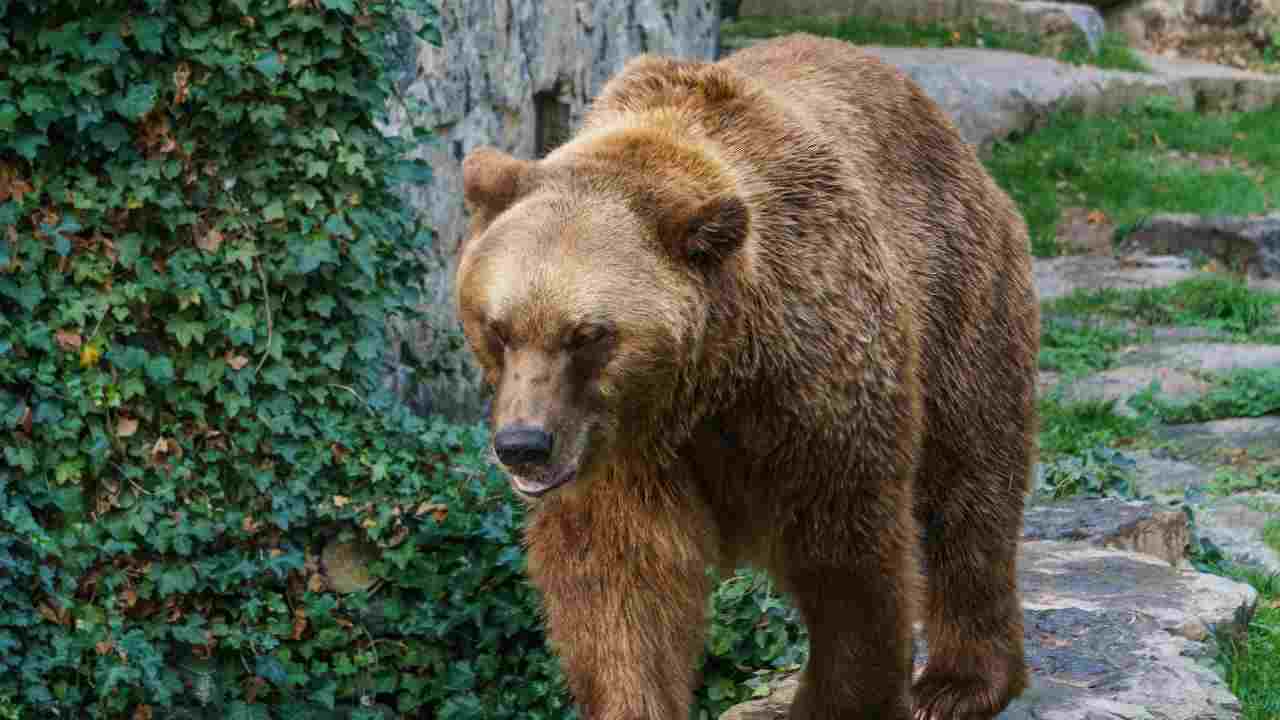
[664,194,750,264]
[462,146,532,221]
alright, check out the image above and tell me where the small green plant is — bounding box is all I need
[698,570,807,718]
[1038,445,1138,500]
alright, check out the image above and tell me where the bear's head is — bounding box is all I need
[454,133,750,498]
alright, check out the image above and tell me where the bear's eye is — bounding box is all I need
[486,320,512,348]
[566,323,614,351]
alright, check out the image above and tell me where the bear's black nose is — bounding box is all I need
[494,426,554,467]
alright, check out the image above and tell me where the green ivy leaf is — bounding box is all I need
[145,356,175,385]
[114,83,158,120]
[0,277,45,312]
[12,132,50,160]
[294,236,336,274]
[167,318,207,348]
[263,200,285,222]
[156,565,197,596]
[0,103,18,132]
[320,0,355,14]
[132,17,167,53]
[253,51,284,79]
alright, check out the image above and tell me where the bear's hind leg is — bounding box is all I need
[912,456,1030,720]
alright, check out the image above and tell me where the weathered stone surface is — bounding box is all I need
[736,0,1106,51]
[1024,497,1189,565]
[858,47,1186,150]
[721,541,1257,720]
[1130,342,1280,372]
[1033,254,1197,300]
[718,42,1280,151]
[1126,443,1280,576]
[1106,0,1280,48]
[1059,365,1210,414]
[383,2,719,419]
[1118,212,1280,278]
[1197,492,1280,575]
[1128,449,1211,502]
[1153,416,1280,464]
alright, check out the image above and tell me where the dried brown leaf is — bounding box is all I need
[117,417,139,438]
[55,329,83,351]
[196,228,224,253]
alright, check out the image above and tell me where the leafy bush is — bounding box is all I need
[1037,446,1138,500]
[0,3,810,718]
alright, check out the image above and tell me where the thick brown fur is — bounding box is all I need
[454,34,1039,720]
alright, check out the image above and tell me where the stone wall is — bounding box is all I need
[381,1,721,420]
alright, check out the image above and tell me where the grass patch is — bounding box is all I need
[1045,275,1280,336]
[1038,396,1149,460]
[1216,568,1280,720]
[1131,367,1280,424]
[1264,519,1280,556]
[1214,468,1280,497]
[1038,316,1135,376]
[722,16,1147,72]
[986,101,1280,256]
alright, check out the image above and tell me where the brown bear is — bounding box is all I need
[454,33,1039,720]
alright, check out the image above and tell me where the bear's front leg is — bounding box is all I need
[524,485,718,720]
[778,481,919,720]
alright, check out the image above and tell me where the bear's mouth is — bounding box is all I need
[509,464,578,498]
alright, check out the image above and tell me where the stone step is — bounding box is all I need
[1034,254,1201,300]
[718,40,1280,151]
[1053,343,1280,415]
[721,537,1257,720]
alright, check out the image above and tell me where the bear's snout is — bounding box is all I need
[493,425,554,468]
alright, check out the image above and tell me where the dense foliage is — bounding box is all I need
[0,1,808,718]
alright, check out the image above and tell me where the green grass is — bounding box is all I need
[1045,275,1280,336]
[722,16,1147,72]
[1216,569,1280,720]
[1264,519,1280,556]
[1214,468,1280,497]
[1038,317,1135,377]
[1038,396,1149,460]
[986,101,1280,256]
[1131,368,1280,425]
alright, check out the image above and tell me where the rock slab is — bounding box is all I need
[1023,496,1190,566]
[1118,212,1280,278]
[1033,253,1197,300]
[719,41,1280,151]
[721,541,1257,720]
